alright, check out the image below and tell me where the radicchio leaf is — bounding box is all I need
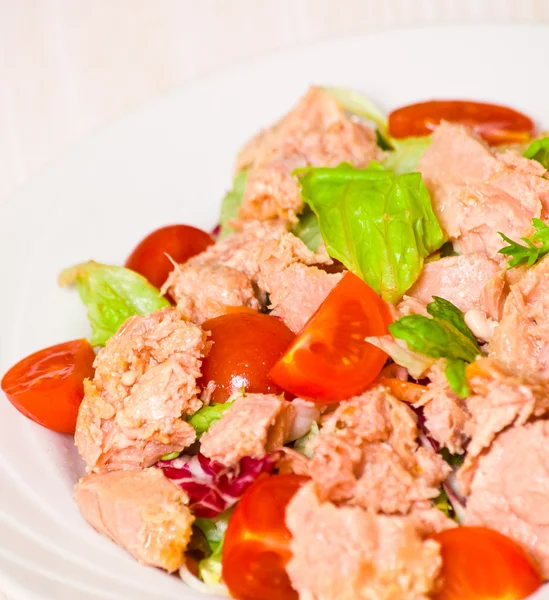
[156,452,280,517]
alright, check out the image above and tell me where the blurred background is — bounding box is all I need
[1,0,549,205]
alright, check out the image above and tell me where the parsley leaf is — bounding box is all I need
[498,218,549,268]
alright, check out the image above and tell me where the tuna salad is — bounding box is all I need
[5,88,549,600]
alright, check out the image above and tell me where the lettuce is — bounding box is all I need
[389,297,480,398]
[187,402,234,439]
[59,261,170,346]
[524,137,549,169]
[194,511,232,586]
[291,207,322,251]
[298,163,446,302]
[383,136,433,175]
[293,421,319,458]
[219,172,247,239]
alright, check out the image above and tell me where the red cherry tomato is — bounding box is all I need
[1,339,96,433]
[200,312,295,403]
[431,526,543,600]
[269,272,391,402]
[222,474,307,600]
[388,100,535,145]
[125,224,214,288]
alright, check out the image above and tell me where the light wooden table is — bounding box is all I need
[1,0,549,205]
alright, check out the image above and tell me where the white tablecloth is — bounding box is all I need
[1,0,549,205]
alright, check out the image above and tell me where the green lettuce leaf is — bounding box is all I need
[186,402,233,439]
[433,487,458,521]
[59,261,170,346]
[293,421,319,458]
[383,136,433,175]
[297,163,446,302]
[524,137,549,169]
[194,511,232,586]
[498,218,549,268]
[389,297,480,398]
[291,207,322,252]
[219,172,247,239]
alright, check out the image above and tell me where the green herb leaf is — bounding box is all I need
[445,358,470,399]
[291,207,322,251]
[219,172,247,239]
[433,487,457,522]
[187,402,233,439]
[297,163,445,303]
[59,261,170,346]
[498,218,549,268]
[383,136,433,175]
[524,137,549,169]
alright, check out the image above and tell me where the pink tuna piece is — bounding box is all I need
[75,468,193,572]
[419,122,549,260]
[75,308,207,473]
[236,86,381,223]
[465,420,549,578]
[199,393,295,467]
[286,483,442,600]
[490,254,549,381]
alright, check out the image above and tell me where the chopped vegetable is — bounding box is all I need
[270,272,391,401]
[125,224,213,288]
[222,474,307,600]
[383,135,433,175]
[433,488,455,521]
[194,511,232,586]
[365,335,435,379]
[293,421,319,458]
[389,297,481,398]
[498,218,549,268]
[291,207,322,252]
[431,527,543,600]
[59,261,170,346]
[523,137,549,168]
[389,100,535,145]
[186,402,234,439]
[219,172,247,238]
[298,163,446,302]
[156,452,280,517]
[1,339,95,433]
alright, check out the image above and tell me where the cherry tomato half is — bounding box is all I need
[200,312,295,403]
[432,526,543,600]
[269,272,391,402]
[388,100,535,145]
[1,339,96,433]
[222,474,307,600]
[125,224,214,288]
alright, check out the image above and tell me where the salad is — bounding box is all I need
[3,86,549,600]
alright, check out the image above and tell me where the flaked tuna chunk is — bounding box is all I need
[75,308,207,473]
[420,363,471,455]
[199,393,295,467]
[162,263,260,324]
[309,386,450,513]
[490,254,549,380]
[75,468,193,572]
[286,483,442,600]
[457,358,549,494]
[419,122,549,259]
[258,262,344,333]
[236,86,381,223]
[403,253,506,324]
[465,420,549,578]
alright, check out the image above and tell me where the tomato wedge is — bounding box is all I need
[222,474,307,600]
[432,526,543,600]
[125,224,214,288]
[388,100,535,145]
[269,272,391,401]
[1,339,95,433]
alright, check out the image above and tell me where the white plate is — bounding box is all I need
[1,23,548,600]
